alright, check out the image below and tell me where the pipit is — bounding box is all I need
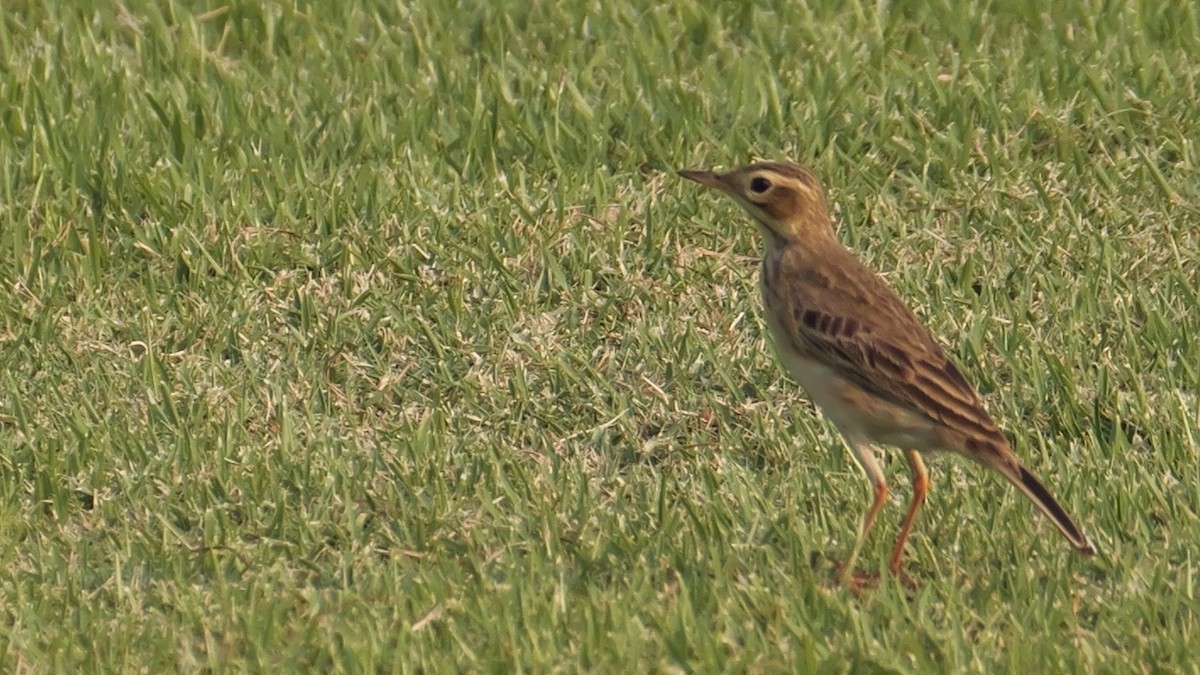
[678,161,1095,587]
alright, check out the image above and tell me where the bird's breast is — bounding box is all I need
[760,278,836,399]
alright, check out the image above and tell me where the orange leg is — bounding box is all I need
[888,450,928,577]
[838,462,889,587]
[862,480,890,545]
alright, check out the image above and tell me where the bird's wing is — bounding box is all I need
[770,254,1003,443]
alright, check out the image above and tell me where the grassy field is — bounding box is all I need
[2,0,1198,672]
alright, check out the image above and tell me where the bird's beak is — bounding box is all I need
[677,169,733,195]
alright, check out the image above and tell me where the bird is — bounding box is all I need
[678,161,1095,588]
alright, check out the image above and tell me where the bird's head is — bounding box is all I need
[678,162,833,243]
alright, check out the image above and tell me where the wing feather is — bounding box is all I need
[772,250,1002,441]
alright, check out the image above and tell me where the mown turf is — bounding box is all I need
[1,0,1197,672]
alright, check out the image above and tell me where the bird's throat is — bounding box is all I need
[756,221,789,253]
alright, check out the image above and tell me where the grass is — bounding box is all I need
[1,0,1197,671]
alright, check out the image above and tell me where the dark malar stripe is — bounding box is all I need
[761,255,779,291]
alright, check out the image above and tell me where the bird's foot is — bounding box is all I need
[832,558,918,597]
[835,562,880,597]
[887,566,918,593]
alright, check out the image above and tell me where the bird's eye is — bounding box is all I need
[750,176,771,194]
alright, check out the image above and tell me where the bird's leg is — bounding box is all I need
[888,450,928,584]
[839,442,888,587]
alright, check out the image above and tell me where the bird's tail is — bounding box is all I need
[1003,463,1096,555]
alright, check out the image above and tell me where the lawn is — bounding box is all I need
[1,0,1197,672]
